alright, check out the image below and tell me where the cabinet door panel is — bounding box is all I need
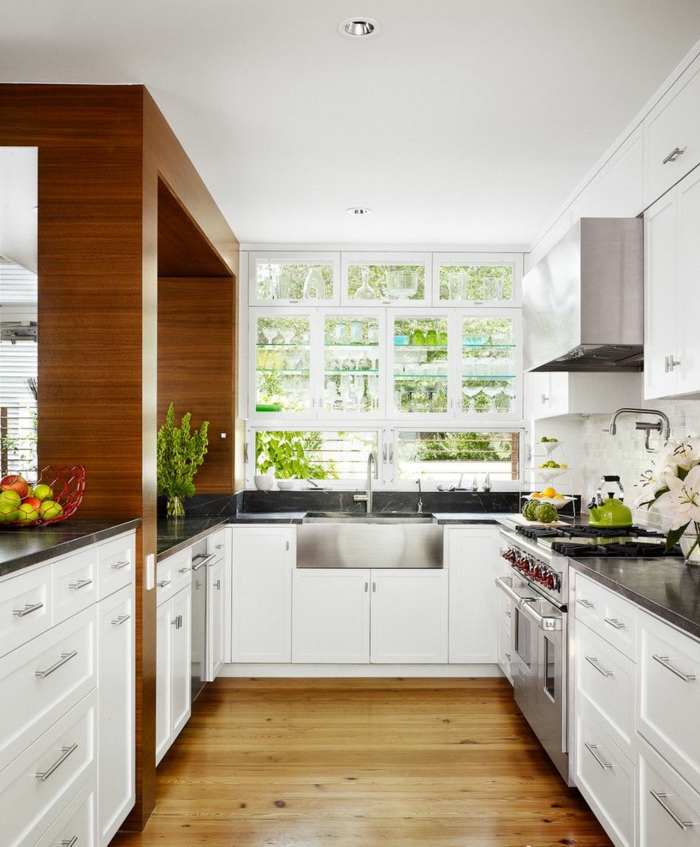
[676,166,700,395]
[155,600,173,764]
[371,570,448,664]
[205,557,225,681]
[292,569,370,663]
[171,586,192,740]
[639,741,700,847]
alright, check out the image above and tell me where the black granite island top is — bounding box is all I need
[0,517,141,579]
[569,557,700,641]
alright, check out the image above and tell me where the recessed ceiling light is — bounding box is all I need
[338,17,379,38]
[346,207,372,216]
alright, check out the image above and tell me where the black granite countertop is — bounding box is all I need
[569,557,700,641]
[157,517,230,559]
[0,517,141,578]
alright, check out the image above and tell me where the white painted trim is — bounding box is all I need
[240,243,529,254]
[219,662,503,678]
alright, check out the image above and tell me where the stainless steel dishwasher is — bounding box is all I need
[190,541,223,701]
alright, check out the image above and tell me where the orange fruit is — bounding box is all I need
[531,492,542,498]
[541,486,556,498]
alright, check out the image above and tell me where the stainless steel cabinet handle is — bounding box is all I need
[576,598,594,609]
[35,650,78,679]
[13,602,44,617]
[158,579,171,588]
[244,443,249,463]
[61,837,79,847]
[68,578,93,591]
[662,146,685,164]
[652,653,696,683]
[664,355,671,373]
[171,614,183,630]
[585,656,613,677]
[35,743,78,781]
[286,541,290,552]
[214,580,221,590]
[541,394,549,404]
[650,789,694,830]
[110,560,130,570]
[112,614,131,627]
[192,552,216,571]
[505,652,512,661]
[388,445,393,463]
[604,617,625,630]
[372,582,377,592]
[382,445,387,462]
[585,742,613,771]
[216,544,224,550]
[670,356,681,370]
[179,567,191,574]
[364,581,368,592]
[505,609,511,618]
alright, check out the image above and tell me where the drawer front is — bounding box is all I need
[576,621,635,750]
[207,529,228,557]
[53,549,98,625]
[638,609,700,794]
[574,573,637,659]
[157,549,191,605]
[575,707,634,847]
[644,55,700,206]
[0,605,96,771]
[0,567,52,657]
[33,776,96,847]
[0,691,96,847]
[639,741,700,847]
[98,533,135,600]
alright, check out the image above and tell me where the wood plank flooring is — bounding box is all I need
[112,678,612,847]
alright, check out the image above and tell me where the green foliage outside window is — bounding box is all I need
[256,431,337,480]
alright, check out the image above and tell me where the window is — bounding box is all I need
[395,430,520,482]
[254,430,378,482]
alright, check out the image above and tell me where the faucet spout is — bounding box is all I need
[606,407,671,445]
[353,451,377,513]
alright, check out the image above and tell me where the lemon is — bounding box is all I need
[541,486,557,498]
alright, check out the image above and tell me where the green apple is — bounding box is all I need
[33,484,53,502]
[0,490,21,508]
[16,502,39,523]
[39,500,63,520]
[0,500,20,522]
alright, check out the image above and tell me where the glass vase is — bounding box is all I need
[166,495,185,519]
[681,527,700,564]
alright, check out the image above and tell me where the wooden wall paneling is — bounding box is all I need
[158,277,234,493]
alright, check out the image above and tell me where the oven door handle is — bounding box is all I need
[495,578,562,632]
[494,576,540,609]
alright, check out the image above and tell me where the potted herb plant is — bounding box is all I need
[157,403,209,518]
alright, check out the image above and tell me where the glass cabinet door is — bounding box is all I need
[458,310,521,419]
[251,310,315,416]
[389,312,451,416]
[248,252,340,305]
[341,252,431,306]
[322,311,383,418]
[433,253,522,306]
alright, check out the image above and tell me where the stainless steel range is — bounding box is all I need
[496,521,680,785]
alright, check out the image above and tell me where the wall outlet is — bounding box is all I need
[146,553,155,591]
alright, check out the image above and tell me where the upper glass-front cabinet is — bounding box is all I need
[248,252,340,305]
[341,252,432,306]
[389,311,450,417]
[432,253,522,306]
[252,310,314,416]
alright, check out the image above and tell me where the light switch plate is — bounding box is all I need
[146,553,155,591]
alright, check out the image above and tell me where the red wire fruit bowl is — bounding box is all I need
[0,465,86,528]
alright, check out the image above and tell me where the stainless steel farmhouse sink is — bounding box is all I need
[297,512,443,569]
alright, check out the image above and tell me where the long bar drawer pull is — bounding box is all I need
[178,567,191,574]
[110,560,130,570]
[577,598,594,609]
[585,656,613,677]
[35,743,78,782]
[61,838,79,847]
[604,617,625,630]
[158,579,171,588]
[112,614,131,627]
[13,602,44,618]
[192,552,216,571]
[650,789,694,830]
[652,654,696,682]
[662,146,685,164]
[68,579,93,591]
[35,650,78,679]
[585,742,613,771]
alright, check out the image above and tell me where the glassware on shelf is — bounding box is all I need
[358,354,372,370]
[353,267,377,300]
[473,389,492,414]
[279,327,296,344]
[386,269,419,299]
[438,330,448,345]
[278,271,291,299]
[354,375,366,409]
[411,328,425,345]
[261,327,278,345]
[494,389,512,413]
[368,323,379,344]
[448,270,466,301]
[394,334,409,345]
[350,320,363,343]
[334,322,349,344]
[426,328,438,345]
[303,268,324,300]
[368,376,379,410]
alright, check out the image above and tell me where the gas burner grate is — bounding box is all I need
[515,525,560,541]
[552,541,682,558]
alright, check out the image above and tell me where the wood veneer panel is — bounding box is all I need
[158,277,234,493]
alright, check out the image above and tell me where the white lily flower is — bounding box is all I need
[654,466,700,530]
[669,439,700,471]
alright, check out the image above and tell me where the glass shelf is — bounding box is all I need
[461,343,515,349]
[394,344,448,350]
[257,369,311,374]
[326,342,378,348]
[395,373,449,379]
[325,369,379,375]
[462,373,516,379]
[256,343,309,348]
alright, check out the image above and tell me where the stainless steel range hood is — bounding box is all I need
[523,218,643,372]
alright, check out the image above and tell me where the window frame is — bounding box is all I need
[247,251,341,306]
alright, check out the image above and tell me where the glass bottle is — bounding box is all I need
[353,267,376,300]
[303,268,324,300]
[350,320,363,343]
[426,328,437,345]
[411,328,425,345]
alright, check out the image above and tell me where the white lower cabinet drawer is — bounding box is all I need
[576,621,635,751]
[0,568,52,658]
[0,605,96,771]
[0,691,96,847]
[574,573,637,660]
[575,708,634,847]
[639,741,700,847]
[32,776,96,847]
[97,533,135,601]
[52,550,98,626]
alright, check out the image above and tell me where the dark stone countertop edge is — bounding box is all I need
[0,518,141,579]
[569,557,700,642]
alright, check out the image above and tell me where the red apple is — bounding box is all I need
[1,475,29,499]
[22,496,42,511]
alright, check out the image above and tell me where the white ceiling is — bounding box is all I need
[2,1,700,248]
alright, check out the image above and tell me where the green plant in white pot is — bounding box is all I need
[157,403,209,518]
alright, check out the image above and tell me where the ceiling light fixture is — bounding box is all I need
[338,17,379,38]
[346,207,372,216]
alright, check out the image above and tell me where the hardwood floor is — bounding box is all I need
[112,678,612,847]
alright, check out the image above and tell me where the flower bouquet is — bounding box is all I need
[637,438,700,561]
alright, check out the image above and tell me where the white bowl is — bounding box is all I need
[539,440,563,455]
[254,474,277,491]
[522,494,574,510]
[529,467,569,482]
[276,479,296,490]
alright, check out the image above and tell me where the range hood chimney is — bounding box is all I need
[523,218,643,372]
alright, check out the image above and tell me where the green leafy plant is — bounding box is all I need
[157,404,209,507]
[256,431,336,480]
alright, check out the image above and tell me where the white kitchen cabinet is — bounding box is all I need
[231,527,293,663]
[446,526,499,664]
[643,53,700,208]
[432,252,523,306]
[156,582,192,765]
[248,250,341,306]
[639,740,700,847]
[97,584,134,847]
[341,251,432,306]
[292,568,370,663]
[205,554,225,681]
[370,569,448,664]
[644,165,700,400]
[526,371,642,420]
